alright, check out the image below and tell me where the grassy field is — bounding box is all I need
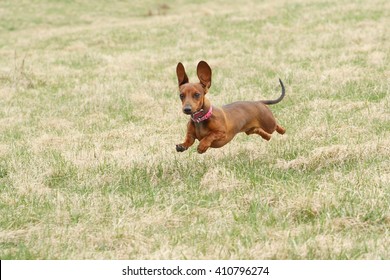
[0,0,389,259]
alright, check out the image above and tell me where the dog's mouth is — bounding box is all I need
[183,104,203,115]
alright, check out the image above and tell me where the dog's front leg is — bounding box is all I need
[176,121,196,152]
[197,131,226,154]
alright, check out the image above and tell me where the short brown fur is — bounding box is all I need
[176,61,286,154]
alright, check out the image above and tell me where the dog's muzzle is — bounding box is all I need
[183,106,192,114]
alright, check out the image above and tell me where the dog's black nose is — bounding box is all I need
[183,107,192,114]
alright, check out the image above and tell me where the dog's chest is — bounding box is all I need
[194,122,209,140]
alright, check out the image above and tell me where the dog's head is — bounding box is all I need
[176,61,212,115]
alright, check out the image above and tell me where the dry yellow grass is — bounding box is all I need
[0,0,389,259]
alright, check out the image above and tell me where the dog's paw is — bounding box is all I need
[176,144,187,152]
[197,145,208,154]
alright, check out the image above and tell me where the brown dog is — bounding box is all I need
[176,61,285,154]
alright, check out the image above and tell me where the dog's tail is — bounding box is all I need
[261,79,285,105]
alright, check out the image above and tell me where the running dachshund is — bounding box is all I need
[176,61,285,154]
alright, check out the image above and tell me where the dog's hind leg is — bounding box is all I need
[246,127,272,141]
[276,124,285,135]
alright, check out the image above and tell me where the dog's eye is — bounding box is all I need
[179,93,184,100]
[194,93,201,98]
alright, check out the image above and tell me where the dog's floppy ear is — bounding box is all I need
[176,62,189,86]
[197,61,212,90]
